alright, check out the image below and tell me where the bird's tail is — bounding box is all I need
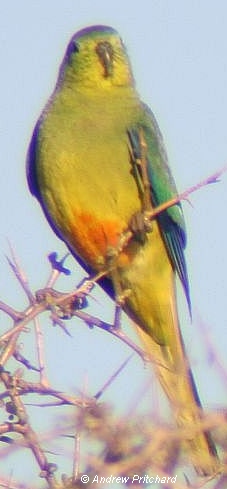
[135,306,220,476]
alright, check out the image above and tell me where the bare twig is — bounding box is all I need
[146,165,227,221]
[94,354,134,399]
[1,160,226,488]
[6,242,34,303]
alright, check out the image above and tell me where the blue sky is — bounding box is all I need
[1,1,227,486]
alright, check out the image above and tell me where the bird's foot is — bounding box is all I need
[112,286,132,329]
[36,287,88,321]
[129,210,152,243]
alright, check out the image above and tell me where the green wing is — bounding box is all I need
[128,103,191,312]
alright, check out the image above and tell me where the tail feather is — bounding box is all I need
[135,316,219,476]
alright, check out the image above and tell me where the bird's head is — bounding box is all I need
[57,25,134,89]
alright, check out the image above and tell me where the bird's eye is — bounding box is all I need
[67,40,79,57]
[71,41,79,53]
[63,39,80,67]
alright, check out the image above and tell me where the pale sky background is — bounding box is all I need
[1,1,227,487]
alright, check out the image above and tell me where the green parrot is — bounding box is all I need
[27,25,219,475]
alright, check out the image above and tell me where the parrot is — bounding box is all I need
[27,25,219,476]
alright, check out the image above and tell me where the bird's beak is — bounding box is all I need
[96,41,114,77]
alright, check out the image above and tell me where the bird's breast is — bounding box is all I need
[37,98,142,270]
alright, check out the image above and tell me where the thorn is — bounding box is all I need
[94,354,134,399]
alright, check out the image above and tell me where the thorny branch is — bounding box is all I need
[1,157,227,488]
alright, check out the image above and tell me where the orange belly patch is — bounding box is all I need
[67,210,129,270]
